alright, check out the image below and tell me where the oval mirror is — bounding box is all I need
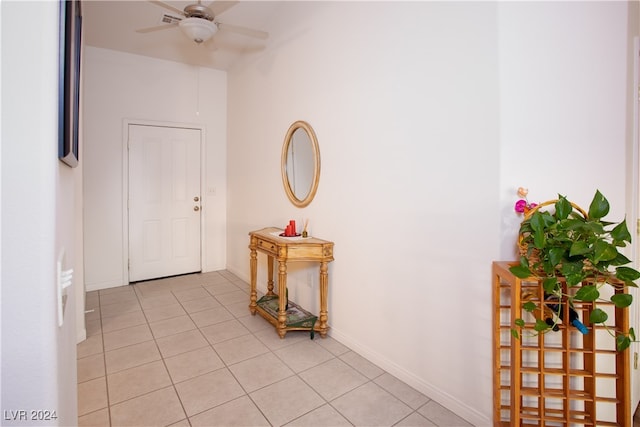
[281,121,320,208]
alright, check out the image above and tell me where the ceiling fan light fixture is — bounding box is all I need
[179,17,217,44]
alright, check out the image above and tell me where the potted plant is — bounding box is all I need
[509,188,640,350]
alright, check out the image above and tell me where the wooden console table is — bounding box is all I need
[248,227,334,338]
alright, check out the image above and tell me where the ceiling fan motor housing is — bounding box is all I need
[184,4,214,21]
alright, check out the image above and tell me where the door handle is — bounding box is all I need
[194,196,199,202]
[194,206,200,211]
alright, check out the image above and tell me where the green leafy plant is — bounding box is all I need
[509,190,640,351]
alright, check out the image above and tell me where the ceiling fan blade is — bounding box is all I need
[207,1,238,17]
[148,0,185,17]
[136,23,178,34]
[217,22,268,40]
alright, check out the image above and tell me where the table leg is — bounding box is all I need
[267,255,275,295]
[277,259,288,338]
[319,261,329,337]
[249,243,257,315]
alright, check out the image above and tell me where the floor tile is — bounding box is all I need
[224,300,253,318]
[107,360,172,404]
[149,314,196,338]
[77,408,110,427]
[189,306,233,328]
[213,333,269,365]
[100,310,147,333]
[85,319,102,337]
[340,350,385,379]
[85,291,99,310]
[77,271,472,427]
[254,327,309,351]
[189,395,270,426]
[417,400,474,426]
[134,281,173,297]
[77,353,105,383]
[100,299,142,318]
[172,286,211,302]
[181,295,222,313]
[99,288,138,306]
[228,352,294,393]
[175,369,245,417]
[316,336,350,356]
[77,377,108,416]
[155,329,209,358]
[200,319,250,344]
[164,346,225,383]
[237,313,275,333]
[102,324,153,351]
[104,340,161,374]
[274,339,334,373]
[395,412,437,426]
[215,290,249,306]
[77,334,103,359]
[284,404,352,426]
[109,386,186,427]
[374,372,430,410]
[143,302,187,323]
[298,358,367,401]
[204,282,243,295]
[331,381,412,426]
[139,292,179,309]
[250,376,325,426]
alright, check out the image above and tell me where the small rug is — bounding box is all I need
[256,295,318,338]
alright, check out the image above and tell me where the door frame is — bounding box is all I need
[122,119,207,284]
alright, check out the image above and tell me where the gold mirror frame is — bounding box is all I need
[281,120,321,208]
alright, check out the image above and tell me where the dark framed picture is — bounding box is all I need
[58,0,82,168]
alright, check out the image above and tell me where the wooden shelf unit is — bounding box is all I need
[492,261,630,426]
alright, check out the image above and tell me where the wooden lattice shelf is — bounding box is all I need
[492,261,630,426]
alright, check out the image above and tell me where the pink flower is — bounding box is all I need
[514,187,538,215]
[515,199,528,213]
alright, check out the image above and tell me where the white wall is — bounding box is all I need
[226,1,633,424]
[228,2,500,424]
[1,1,79,424]
[82,48,227,291]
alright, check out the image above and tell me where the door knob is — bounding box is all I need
[194,206,200,211]
[194,196,199,202]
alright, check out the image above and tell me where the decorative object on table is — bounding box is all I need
[508,188,639,351]
[302,219,309,238]
[280,219,300,237]
[256,295,318,339]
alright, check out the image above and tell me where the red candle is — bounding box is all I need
[285,225,291,236]
[289,220,296,235]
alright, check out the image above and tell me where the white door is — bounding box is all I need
[128,124,202,282]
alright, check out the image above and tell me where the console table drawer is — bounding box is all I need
[256,238,278,255]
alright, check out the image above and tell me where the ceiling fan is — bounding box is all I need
[136,0,269,46]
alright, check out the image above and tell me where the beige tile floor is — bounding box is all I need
[77,270,472,427]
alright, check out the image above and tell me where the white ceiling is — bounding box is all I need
[82,0,283,70]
